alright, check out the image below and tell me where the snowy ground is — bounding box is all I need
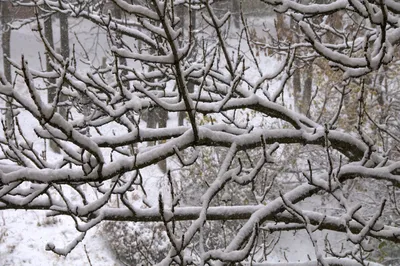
[0,210,117,266]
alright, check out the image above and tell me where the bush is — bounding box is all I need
[102,221,169,265]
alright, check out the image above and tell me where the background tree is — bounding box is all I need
[1,0,12,132]
[1,0,11,83]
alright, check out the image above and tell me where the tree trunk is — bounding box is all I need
[114,5,129,92]
[44,15,55,103]
[59,13,69,120]
[292,66,301,112]
[1,31,11,82]
[179,7,196,126]
[301,63,313,117]
[232,0,240,29]
[1,2,11,82]
[157,108,167,173]
[44,15,60,152]
[1,2,12,133]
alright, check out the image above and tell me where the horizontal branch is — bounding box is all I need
[248,257,383,266]
[0,126,381,185]
[3,202,396,244]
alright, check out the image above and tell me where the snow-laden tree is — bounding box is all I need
[2,0,400,265]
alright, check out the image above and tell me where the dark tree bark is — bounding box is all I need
[1,1,11,82]
[179,6,196,126]
[44,16,55,103]
[292,66,301,112]
[232,0,240,28]
[59,12,69,120]
[302,63,313,117]
[44,15,60,152]
[1,1,12,132]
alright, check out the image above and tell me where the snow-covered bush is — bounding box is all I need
[102,221,169,265]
